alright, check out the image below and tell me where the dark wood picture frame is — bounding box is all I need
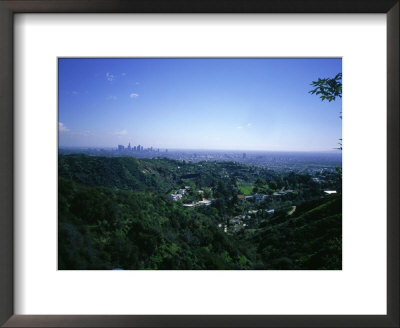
[0,1,398,327]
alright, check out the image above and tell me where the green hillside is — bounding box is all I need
[250,198,341,269]
[58,154,341,270]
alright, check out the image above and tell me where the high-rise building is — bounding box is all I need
[127,142,131,151]
[118,145,124,151]
[133,146,137,151]
[137,144,141,152]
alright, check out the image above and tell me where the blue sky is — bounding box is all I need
[58,58,342,151]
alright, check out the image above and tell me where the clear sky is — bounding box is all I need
[58,58,342,151]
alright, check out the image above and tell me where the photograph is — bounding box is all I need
[58,58,342,270]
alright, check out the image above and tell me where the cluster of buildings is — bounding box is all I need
[168,187,214,207]
[236,190,295,204]
[236,188,296,203]
[168,187,190,201]
[219,208,276,233]
[117,142,165,153]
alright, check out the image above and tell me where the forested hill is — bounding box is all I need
[59,154,180,193]
[59,154,253,193]
[58,154,342,270]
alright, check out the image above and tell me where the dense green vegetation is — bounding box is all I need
[59,154,342,270]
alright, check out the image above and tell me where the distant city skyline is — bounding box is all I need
[58,58,342,151]
[59,144,342,154]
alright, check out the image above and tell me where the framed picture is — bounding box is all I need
[57,56,344,272]
[0,1,398,327]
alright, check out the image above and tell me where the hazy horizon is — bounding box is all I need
[59,145,342,154]
[58,145,342,156]
[59,58,342,151]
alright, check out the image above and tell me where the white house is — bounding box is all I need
[198,200,212,206]
[169,194,183,201]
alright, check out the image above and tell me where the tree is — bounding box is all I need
[310,73,342,197]
[203,188,212,199]
[309,73,342,149]
[309,73,342,104]
[255,178,266,187]
[269,180,278,190]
